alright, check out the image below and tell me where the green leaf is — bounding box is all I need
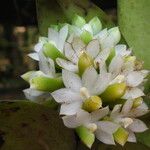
[0,101,76,150]
[118,0,150,69]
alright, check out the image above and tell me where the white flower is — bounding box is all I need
[51,67,111,115]
[95,27,121,50]
[23,50,57,102]
[97,99,149,145]
[28,25,68,61]
[56,38,100,72]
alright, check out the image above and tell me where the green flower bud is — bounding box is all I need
[89,16,102,35]
[82,96,102,112]
[76,125,95,148]
[106,48,116,66]
[21,71,35,82]
[101,83,126,103]
[80,30,93,44]
[30,76,64,92]
[78,51,94,76]
[133,97,143,108]
[113,127,129,146]
[43,43,66,60]
[72,15,86,28]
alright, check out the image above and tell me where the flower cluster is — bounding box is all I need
[22,15,149,148]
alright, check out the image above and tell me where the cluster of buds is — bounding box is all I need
[22,15,149,148]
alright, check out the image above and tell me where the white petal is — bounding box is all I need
[95,48,111,63]
[62,115,79,128]
[51,88,81,103]
[109,56,124,77]
[48,28,59,45]
[111,104,122,118]
[92,73,111,95]
[126,71,144,87]
[56,58,78,72]
[72,37,85,56]
[58,25,68,51]
[140,70,149,78]
[86,39,100,58]
[28,53,39,61]
[38,51,54,77]
[127,130,136,143]
[34,42,43,52]
[64,42,78,63]
[115,44,131,57]
[76,109,91,125]
[130,103,149,117]
[97,121,120,134]
[94,28,108,42]
[62,109,90,128]
[96,130,115,145]
[122,88,144,99]
[62,69,82,92]
[99,61,107,75]
[23,88,50,102]
[91,107,109,122]
[108,27,121,45]
[101,35,114,50]
[128,119,148,133]
[82,24,93,34]
[121,99,133,115]
[82,67,98,91]
[60,101,81,115]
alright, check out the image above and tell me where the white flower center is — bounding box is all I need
[85,123,97,132]
[121,117,133,128]
[80,87,90,99]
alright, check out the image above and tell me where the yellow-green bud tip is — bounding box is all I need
[101,83,126,103]
[82,96,102,112]
[133,97,143,108]
[78,51,94,76]
[113,127,129,146]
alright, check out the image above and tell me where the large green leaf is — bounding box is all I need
[118,1,150,147]
[0,101,76,150]
[118,0,150,69]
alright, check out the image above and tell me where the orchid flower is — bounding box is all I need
[95,100,148,146]
[22,51,63,103]
[51,67,111,115]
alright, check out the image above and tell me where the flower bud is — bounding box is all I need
[30,76,64,92]
[76,125,95,148]
[72,15,86,28]
[101,83,126,103]
[133,97,143,108]
[80,30,93,44]
[78,51,94,76]
[89,17,102,35]
[82,96,102,112]
[43,43,66,60]
[113,127,129,146]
